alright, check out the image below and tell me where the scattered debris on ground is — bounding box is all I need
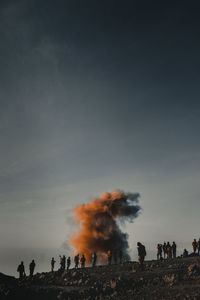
[1,257,200,299]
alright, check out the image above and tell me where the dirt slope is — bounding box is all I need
[1,256,200,299]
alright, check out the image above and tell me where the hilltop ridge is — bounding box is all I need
[1,256,200,299]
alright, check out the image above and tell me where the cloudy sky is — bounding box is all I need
[0,0,200,275]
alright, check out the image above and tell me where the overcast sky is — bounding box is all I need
[0,0,200,276]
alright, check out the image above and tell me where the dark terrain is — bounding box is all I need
[1,256,200,300]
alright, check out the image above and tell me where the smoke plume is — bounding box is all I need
[69,189,141,264]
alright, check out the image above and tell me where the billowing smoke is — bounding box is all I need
[69,189,141,264]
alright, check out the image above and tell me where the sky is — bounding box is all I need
[0,0,200,276]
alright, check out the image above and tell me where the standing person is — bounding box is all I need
[192,239,197,254]
[59,255,62,269]
[80,254,86,268]
[166,242,172,258]
[74,254,79,269]
[92,252,97,267]
[51,257,56,272]
[61,255,66,271]
[197,238,200,255]
[157,244,162,260]
[67,257,71,270]
[29,260,36,277]
[137,242,146,267]
[172,242,177,258]
[63,255,66,269]
[107,250,112,265]
[163,242,167,259]
[17,261,25,279]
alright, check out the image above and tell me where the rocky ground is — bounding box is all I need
[1,256,200,299]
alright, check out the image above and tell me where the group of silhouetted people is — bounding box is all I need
[17,238,200,279]
[53,250,122,272]
[56,253,94,271]
[157,241,177,260]
[181,238,200,259]
[192,238,200,255]
[17,260,36,279]
[74,254,86,268]
[51,253,94,272]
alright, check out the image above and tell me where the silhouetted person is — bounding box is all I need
[172,242,177,258]
[157,244,162,260]
[51,257,56,272]
[119,250,123,264]
[107,250,112,265]
[137,242,146,267]
[60,255,66,271]
[192,239,197,254]
[198,238,200,255]
[166,242,172,258]
[63,255,66,269]
[92,252,97,267]
[163,242,167,259]
[80,254,86,268]
[67,256,71,270]
[17,261,25,279]
[74,254,79,269]
[183,249,188,258]
[59,255,62,269]
[29,260,36,277]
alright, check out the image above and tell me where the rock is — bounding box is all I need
[139,277,144,281]
[188,264,200,274]
[111,291,117,297]
[72,271,77,277]
[57,291,63,299]
[163,274,176,284]
[110,280,116,289]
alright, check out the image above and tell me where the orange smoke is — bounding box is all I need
[69,189,140,265]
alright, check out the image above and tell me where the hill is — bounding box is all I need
[1,256,200,299]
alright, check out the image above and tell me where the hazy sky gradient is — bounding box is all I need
[0,0,200,275]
